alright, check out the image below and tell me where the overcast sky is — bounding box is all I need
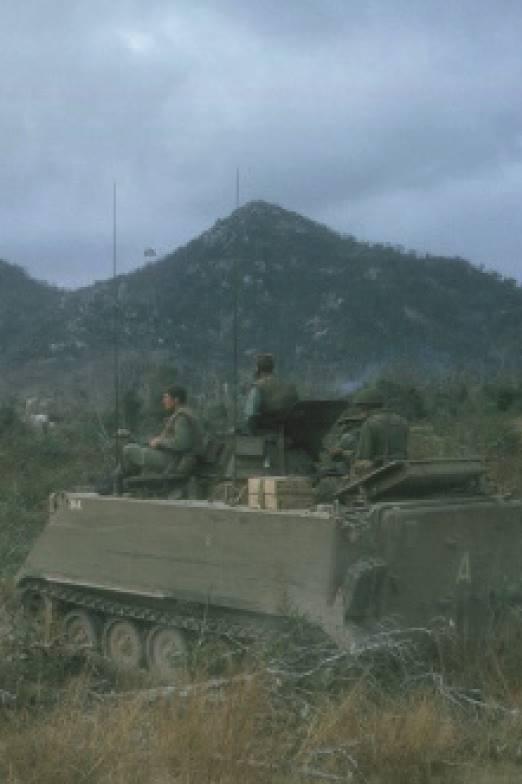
[1,0,521,288]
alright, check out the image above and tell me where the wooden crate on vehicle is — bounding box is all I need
[247,476,314,511]
[247,476,266,509]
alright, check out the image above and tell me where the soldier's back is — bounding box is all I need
[369,410,408,461]
[256,375,298,414]
[358,410,408,465]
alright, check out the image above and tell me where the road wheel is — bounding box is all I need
[146,626,188,681]
[63,609,99,650]
[21,588,44,614]
[20,589,54,641]
[103,618,144,669]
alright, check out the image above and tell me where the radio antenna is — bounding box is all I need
[231,168,240,487]
[232,253,239,435]
[112,181,121,467]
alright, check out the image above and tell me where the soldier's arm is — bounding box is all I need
[333,432,357,460]
[156,415,193,453]
[244,386,261,418]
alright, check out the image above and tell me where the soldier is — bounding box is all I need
[328,421,362,473]
[314,412,364,502]
[120,385,204,489]
[351,388,409,475]
[244,353,298,433]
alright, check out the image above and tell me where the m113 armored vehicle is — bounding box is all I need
[16,401,522,678]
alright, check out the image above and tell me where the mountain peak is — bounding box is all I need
[2,201,521,378]
[198,200,336,251]
[231,200,297,221]
[230,200,334,232]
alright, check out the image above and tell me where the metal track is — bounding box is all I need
[21,578,266,642]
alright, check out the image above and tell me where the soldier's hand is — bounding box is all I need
[149,436,160,448]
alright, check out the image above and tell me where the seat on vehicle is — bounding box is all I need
[123,471,205,500]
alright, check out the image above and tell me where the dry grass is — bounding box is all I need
[297,684,466,783]
[0,676,288,784]
[1,662,522,784]
[4,587,522,782]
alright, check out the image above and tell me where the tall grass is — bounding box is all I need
[3,664,522,784]
[0,676,284,784]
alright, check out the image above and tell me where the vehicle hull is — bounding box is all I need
[17,490,522,648]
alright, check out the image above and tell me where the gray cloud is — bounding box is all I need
[1,0,521,286]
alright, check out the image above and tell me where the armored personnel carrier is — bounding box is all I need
[16,402,522,679]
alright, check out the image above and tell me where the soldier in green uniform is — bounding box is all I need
[351,388,409,475]
[328,413,365,473]
[121,385,204,482]
[314,412,364,501]
[244,353,298,433]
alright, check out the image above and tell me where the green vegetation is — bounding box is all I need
[0,403,111,575]
[0,259,63,363]
[2,202,522,383]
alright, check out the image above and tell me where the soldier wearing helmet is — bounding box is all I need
[327,412,365,472]
[244,353,298,433]
[351,387,409,475]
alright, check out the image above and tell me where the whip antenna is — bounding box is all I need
[232,171,240,486]
[112,181,121,466]
[232,254,239,434]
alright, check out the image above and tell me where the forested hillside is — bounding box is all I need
[1,202,521,381]
[0,260,64,362]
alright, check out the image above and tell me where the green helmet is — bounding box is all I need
[353,387,383,408]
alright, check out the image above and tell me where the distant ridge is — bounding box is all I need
[0,259,62,362]
[1,201,521,379]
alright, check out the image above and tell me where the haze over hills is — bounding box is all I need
[1,201,522,388]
